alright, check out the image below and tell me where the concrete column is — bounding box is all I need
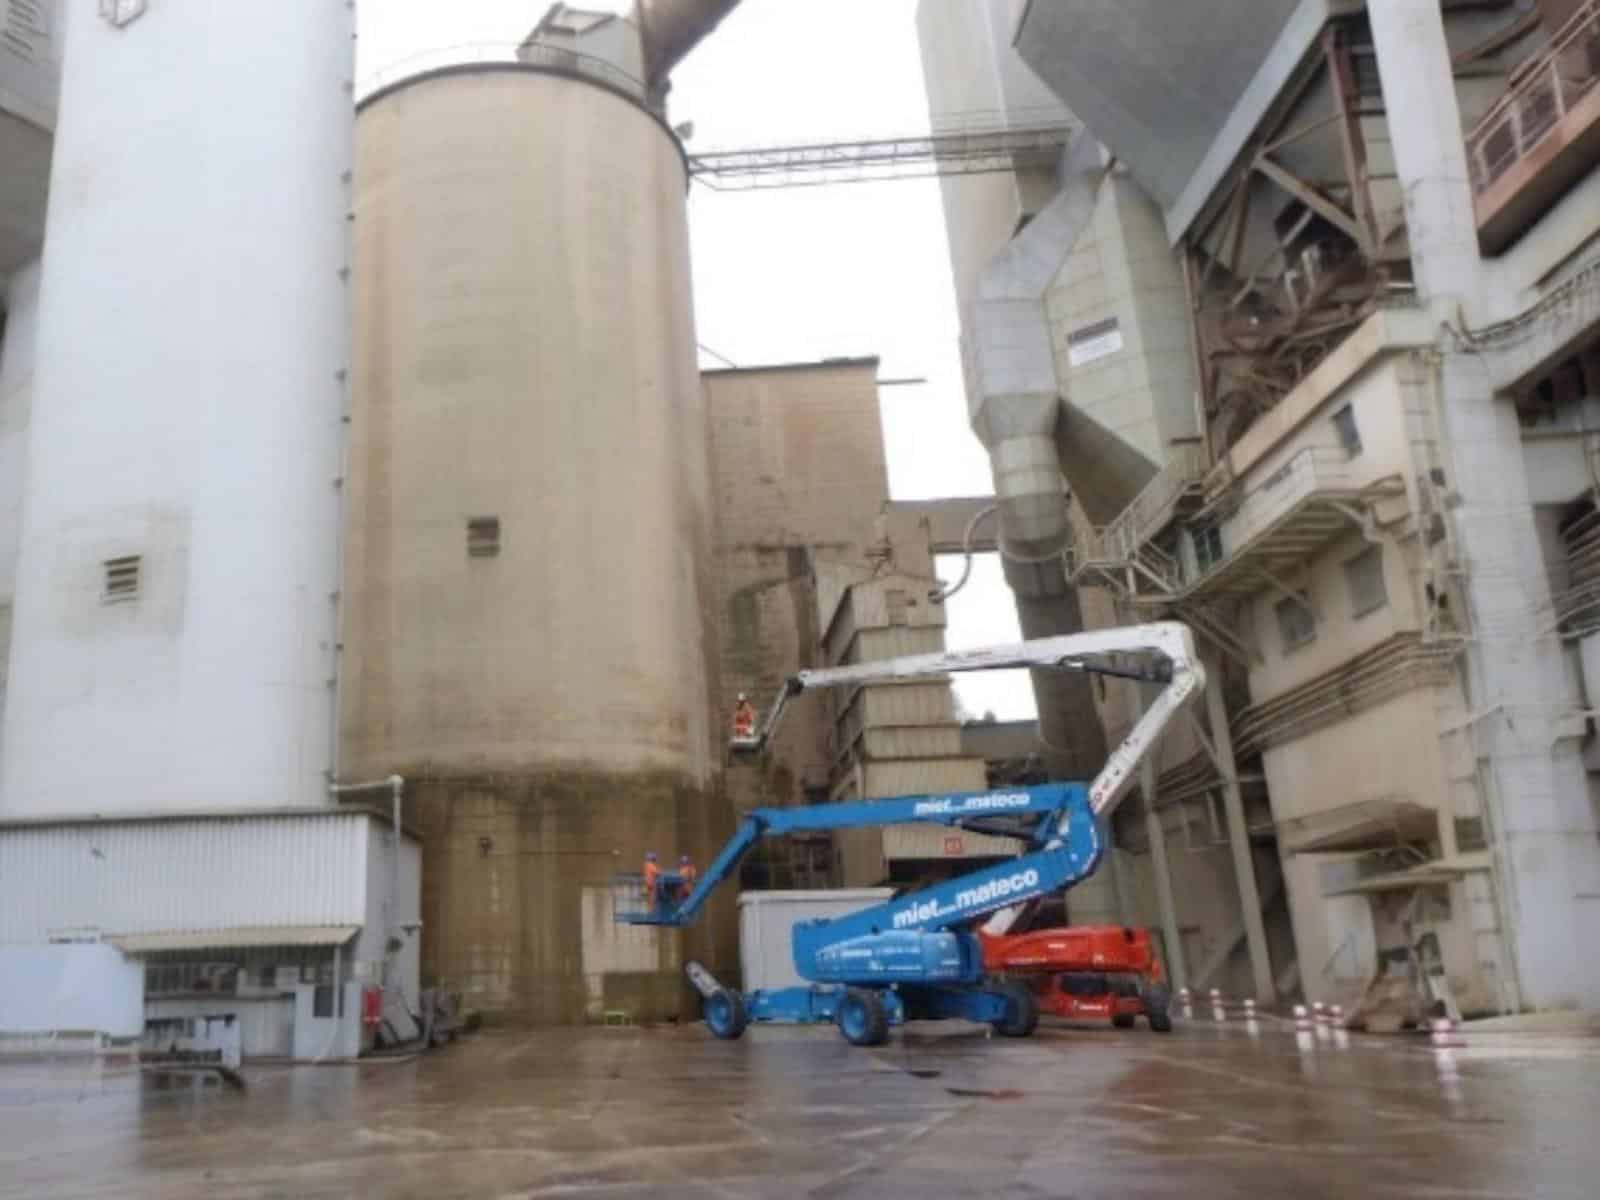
[1366,0,1480,314]
[1141,754,1187,990]
[1104,821,1134,926]
[1206,667,1275,1004]
[1372,0,1600,1011]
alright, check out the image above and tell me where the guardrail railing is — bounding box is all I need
[1466,0,1600,194]
[358,41,647,104]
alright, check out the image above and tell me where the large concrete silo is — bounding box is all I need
[344,24,730,1022]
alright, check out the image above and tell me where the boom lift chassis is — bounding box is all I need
[615,622,1202,1045]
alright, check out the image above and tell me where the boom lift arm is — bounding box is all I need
[736,621,1203,823]
[634,622,1202,928]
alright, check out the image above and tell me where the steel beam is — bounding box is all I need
[1205,658,1277,1003]
[1140,688,1188,991]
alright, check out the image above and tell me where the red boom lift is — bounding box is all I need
[981,924,1173,1032]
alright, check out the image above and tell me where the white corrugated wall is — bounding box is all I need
[0,813,370,943]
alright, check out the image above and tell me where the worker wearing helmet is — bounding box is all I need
[642,851,660,907]
[677,854,698,901]
[733,692,756,739]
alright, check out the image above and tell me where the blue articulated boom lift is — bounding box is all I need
[615,622,1204,1046]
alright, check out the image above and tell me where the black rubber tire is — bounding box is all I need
[991,982,1040,1038]
[704,988,749,1040]
[836,988,890,1047]
[1143,983,1173,1033]
[1112,1013,1137,1029]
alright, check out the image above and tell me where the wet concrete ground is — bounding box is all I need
[1,1017,1595,1199]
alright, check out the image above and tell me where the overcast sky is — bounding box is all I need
[358,0,1036,721]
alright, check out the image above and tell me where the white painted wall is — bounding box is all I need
[0,943,142,1037]
[0,1,353,816]
[0,0,61,128]
[354,818,421,1007]
[738,889,893,992]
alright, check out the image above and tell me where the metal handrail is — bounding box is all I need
[1073,443,1208,574]
[1465,0,1600,193]
[357,41,647,104]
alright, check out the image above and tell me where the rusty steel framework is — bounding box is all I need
[1183,26,1407,462]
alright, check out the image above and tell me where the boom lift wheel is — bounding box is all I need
[704,987,749,1040]
[1143,983,1173,1033]
[836,988,890,1046]
[991,981,1040,1038]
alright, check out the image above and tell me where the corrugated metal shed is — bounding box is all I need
[0,811,373,945]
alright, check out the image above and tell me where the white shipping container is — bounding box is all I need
[738,889,893,993]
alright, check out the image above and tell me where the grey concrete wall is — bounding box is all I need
[1368,0,1600,1012]
[704,361,890,815]
[346,68,714,783]
[0,263,39,753]
[915,0,1062,311]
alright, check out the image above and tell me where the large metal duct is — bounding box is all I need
[634,0,743,85]
[965,131,1110,779]
[345,45,731,1023]
[966,131,1104,563]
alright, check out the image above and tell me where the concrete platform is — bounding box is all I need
[1,1018,1596,1198]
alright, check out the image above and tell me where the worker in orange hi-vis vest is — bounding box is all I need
[733,693,756,739]
[677,854,698,901]
[642,852,660,907]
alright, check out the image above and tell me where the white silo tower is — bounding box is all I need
[0,0,353,817]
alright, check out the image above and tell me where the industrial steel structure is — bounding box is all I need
[921,0,1600,1020]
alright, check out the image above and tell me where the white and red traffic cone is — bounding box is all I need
[1429,1015,1464,1049]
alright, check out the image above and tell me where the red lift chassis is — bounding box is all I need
[981,925,1173,1032]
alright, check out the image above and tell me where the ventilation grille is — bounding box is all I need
[103,556,141,603]
[466,517,500,558]
[2,0,46,62]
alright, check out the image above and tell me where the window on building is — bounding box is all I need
[1454,816,1488,853]
[1344,546,1388,618]
[886,589,910,626]
[145,961,239,997]
[1275,593,1316,652]
[103,555,141,604]
[1193,523,1224,574]
[1332,405,1362,457]
[466,516,500,557]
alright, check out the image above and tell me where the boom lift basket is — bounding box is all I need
[611,871,685,923]
[610,873,653,922]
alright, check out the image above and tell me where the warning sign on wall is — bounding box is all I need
[1066,316,1123,367]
